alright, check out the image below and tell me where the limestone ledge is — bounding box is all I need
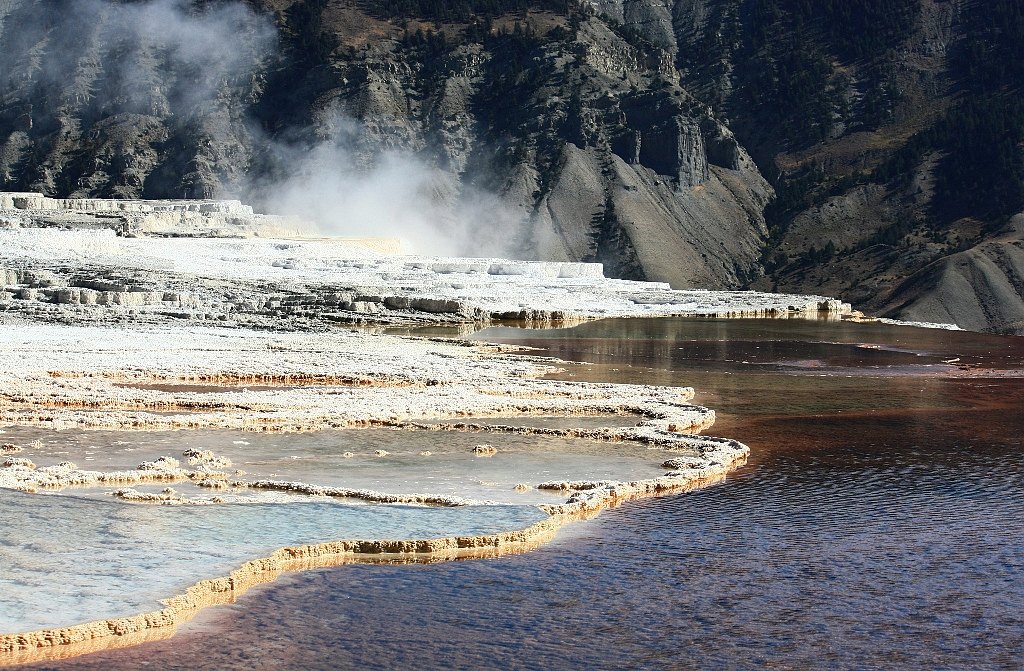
[0,192,254,215]
[0,225,852,328]
[0,388,713,435]
[0,192,317,240]
[110,487,193,504]
[0,322,560,386]
[0,432,745,666]
[220,480,475,507]
[0,321,722,506]
[0,517,569,665]
[0,410,721,501]
[0,455,229,495]
[0,323,713,436]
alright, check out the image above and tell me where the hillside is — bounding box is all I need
[0,0,1021,331]
[661,0,1024,332]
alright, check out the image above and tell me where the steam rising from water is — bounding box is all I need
[245,114,527,257]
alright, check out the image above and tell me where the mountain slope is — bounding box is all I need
[603,0,1024,331]
[1,0,1022,330]
[0,0,770,288]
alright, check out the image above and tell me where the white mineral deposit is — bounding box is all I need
[0,194,855,665]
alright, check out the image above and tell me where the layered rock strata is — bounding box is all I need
[0,192,314,239]
[0,199,851,328]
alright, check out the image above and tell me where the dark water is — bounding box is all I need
[30,319,1024,670]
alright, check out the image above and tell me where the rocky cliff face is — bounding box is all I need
[0,0,770,289]
[0,0,1021,331]
[601,0,1024,333]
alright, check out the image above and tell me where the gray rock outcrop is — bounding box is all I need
[878,217,1024,334]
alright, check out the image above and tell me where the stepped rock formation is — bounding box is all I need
[0,192,850,328]
[0,191,312,237]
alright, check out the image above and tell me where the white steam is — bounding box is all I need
[104,0,277,108]
[247,115,527,257]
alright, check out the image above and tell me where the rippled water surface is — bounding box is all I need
[0,491,547,631]
[27,319,1024,670]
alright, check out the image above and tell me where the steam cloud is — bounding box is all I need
[244,114,528,257]
[0,0,528,258]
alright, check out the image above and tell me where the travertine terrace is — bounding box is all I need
[0,195,850,664]
[0,192,850,328]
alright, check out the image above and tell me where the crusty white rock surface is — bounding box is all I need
[0,192,316,239]
[0,204,851,328]
[0,321,716,435]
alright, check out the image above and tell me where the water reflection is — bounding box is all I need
[0,490,546,632]
[27,319,1024,670]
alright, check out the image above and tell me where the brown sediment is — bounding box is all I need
[0,441,743,667]
[943,367,1024,378]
